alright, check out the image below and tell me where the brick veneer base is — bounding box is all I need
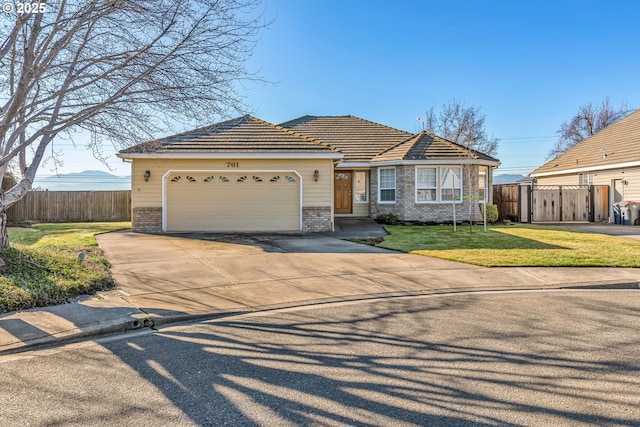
[132,207,162,233]
[302,207,333,232]
[133,206,332,233]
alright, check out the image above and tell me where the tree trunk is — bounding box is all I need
[0,194,8,249]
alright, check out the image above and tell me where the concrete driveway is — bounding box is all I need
[96,231,640,323]
[96,232,476,321]
[541,222,640,241]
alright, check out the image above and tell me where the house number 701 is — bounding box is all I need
[226,162,239,168]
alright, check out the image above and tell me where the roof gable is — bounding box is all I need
[119,115,338,155]
[531,109,640,176]
[280,115,412,162]
[372,131,500,163]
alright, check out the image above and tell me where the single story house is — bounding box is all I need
[529,108,640,221]
[118,115,500,233]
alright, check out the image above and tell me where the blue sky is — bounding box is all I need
[45,0,640,179]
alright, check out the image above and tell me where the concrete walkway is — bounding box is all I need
[1,231,639,353]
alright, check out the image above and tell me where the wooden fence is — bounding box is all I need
[493,184,520,221]
[496,184,609,223]
[7,190,131,223]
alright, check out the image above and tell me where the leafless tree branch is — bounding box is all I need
[0,0,268,247]
[548,97,630,159]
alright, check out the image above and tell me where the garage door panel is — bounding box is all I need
[166,172,300,232]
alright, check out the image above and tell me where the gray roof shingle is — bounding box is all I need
[279,115,412,162]
[119,115,339,155]
[372,131,500,163]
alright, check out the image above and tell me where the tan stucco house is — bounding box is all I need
[530,108,640,221]
[118,115,500,233]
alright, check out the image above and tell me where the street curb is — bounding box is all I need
[2,281,639,355]
[0,319,141,355]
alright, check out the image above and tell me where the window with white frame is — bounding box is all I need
[378,168,396,202]
[416,167,437,202]
[478,166,488,203]
[355,171,368,202]
[578,173,591,185]
[440,167,462,201]
[415,166,462,202]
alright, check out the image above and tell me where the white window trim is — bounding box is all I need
[414,166,437,204]
[415,165,463,204]
[478,166,488,204]
[578,173,591,186]
[378,167,396,204]
[354,171,368,204]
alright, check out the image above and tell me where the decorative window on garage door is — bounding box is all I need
[170,175,197,183]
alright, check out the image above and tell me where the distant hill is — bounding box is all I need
[493,174,525,184]
[34,170,130,191]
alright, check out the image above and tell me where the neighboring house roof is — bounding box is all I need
[279,115,412,162]
[371,131,500,163]
[119,115,340,156]
[531,108,640,176]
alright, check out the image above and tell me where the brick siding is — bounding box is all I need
[132,207,162,233]
[370,165,484,223]
[302,206,333,232]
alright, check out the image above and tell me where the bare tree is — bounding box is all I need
[424,99,499,157]
[424,99,498,232]
[0,0,266,248]
[548,98,629,159]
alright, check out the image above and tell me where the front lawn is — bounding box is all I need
[0,222,131,312]
[377,224,640,267]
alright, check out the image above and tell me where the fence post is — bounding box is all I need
[558,186,563,222]
[528,185,533,223]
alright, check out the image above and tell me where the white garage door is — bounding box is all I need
[165,172,301,232]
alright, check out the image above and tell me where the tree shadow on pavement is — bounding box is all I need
[101,292,640,426]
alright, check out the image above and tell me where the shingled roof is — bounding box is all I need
[531,109,640,176]
[372,131,500,163]
[279,115,412,162]
[119,115,339,156]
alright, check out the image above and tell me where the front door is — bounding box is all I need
[334,171,353,214]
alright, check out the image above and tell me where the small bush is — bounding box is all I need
[0,277,34,312]
[376,213,398,225]
[484,204,499,223]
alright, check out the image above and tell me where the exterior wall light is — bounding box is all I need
[313,169,320,181]
[144,170,151,182]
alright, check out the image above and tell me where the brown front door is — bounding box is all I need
[334,171,353,214]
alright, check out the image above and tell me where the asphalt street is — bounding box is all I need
[1,290,638,426]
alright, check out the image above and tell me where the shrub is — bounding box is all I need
[376,213,398,225]
[0,277,34,312]
[484,204,499,223]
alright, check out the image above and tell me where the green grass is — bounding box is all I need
[377,224,640,267]
[0,222,131,312]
